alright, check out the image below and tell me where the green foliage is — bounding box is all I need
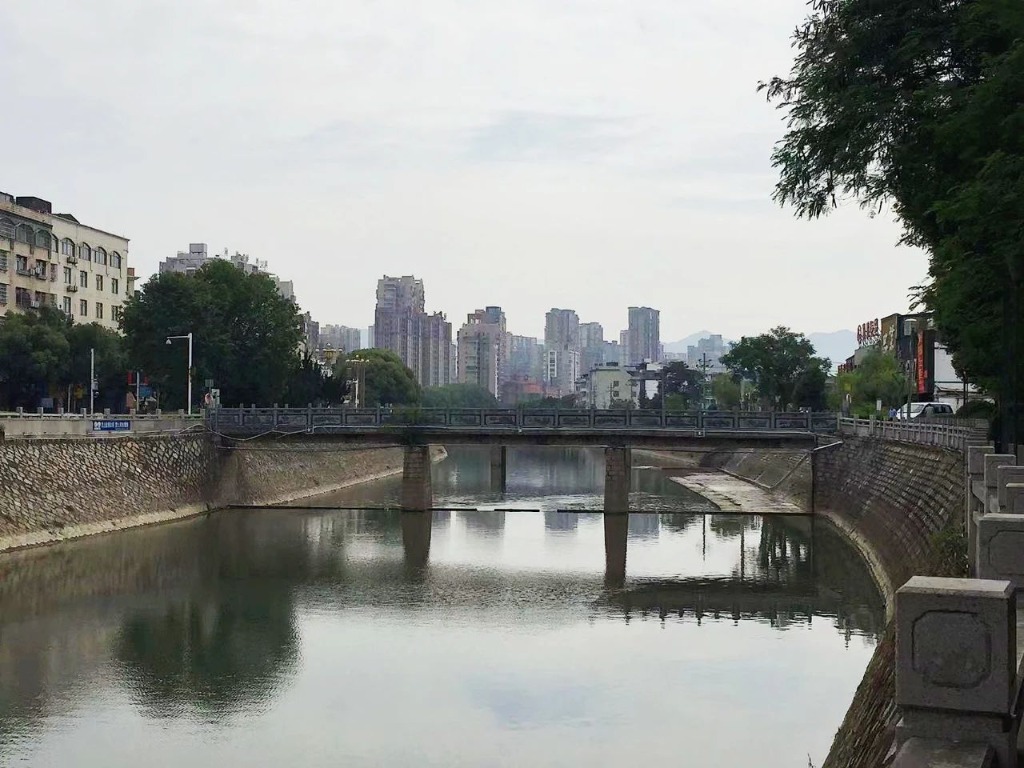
[0,308,71,409]
[421,384,498,409]
[521,395,578,408]
[66,322,129,412]
[336,349,420,407]
[843,349,909,414]
[711,375,742,410]
[720,327,830,410]
[958,400,997,420]
[762,0,1024,433]
[121,261,304,409]
[283,354,348,407]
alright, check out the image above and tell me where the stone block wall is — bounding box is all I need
[0,434,407,552]
[813,437,964,594]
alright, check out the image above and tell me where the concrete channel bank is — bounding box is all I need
[0,430,418,553]
[642,433,969,768]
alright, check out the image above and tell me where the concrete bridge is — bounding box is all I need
[208,407,835,512]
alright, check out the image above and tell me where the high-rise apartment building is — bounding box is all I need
[0,193,130,332]
[373,275,451,387]
[457,306,509,396]
[686,334,729,375]
[159,243,296,303]
[579,321,606,376]
[626,306,660,365]
[509,335,544,381]
[544,308,581,395]
[320,325,362,353]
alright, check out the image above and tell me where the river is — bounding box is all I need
[0,447,883,767]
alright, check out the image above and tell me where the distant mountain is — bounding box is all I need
[664,328,856,369]
[808,330,857,367]
[662,331,719,355]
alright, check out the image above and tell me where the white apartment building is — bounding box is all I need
[583,363,637,409]
[0,194,130,332]
[160,243,294,302]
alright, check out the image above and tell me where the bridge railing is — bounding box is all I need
[838,416,986,450]
[207,407,840,435]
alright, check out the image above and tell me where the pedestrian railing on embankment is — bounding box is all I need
[889,444,1024,766]
[0,410,204,439]
[838,417,987,450]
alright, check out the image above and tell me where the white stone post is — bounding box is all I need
[895,577,1018,766]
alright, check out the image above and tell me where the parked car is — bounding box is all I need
[893,401,955,420]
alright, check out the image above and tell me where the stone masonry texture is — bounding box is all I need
[0,434,404,547]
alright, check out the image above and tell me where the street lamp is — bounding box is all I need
[166,332,193,416]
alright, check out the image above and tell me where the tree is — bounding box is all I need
[648,362,703,410]
[421,384,498,409]
[848,349,908,413]
[0,308,70,410]
[711,375,742,410]
[721,327,830,410]
[283,354,348,407]
[122,261,304,409]
[762,0,1024,445]
[66,322,128,412]
[336,349,420,407]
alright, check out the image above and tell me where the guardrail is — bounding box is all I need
[838,417,986,450]
[0,411,203,438]
[208,407,841,435]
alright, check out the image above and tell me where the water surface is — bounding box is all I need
[0,447,883,767]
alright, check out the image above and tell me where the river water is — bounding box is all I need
[0,447,883,767]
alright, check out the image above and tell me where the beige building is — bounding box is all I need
[0,194,129,331]
[457,307,509,397]
[583,362,637,409]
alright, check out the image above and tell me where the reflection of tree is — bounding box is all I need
[708,514,753,540]
[115,584,298,718]
[660,513,700,534]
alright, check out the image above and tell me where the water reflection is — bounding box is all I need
[0,447,885,768]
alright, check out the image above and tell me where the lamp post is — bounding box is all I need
[166,332,193,416]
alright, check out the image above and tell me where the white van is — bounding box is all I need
[894,401,955,420]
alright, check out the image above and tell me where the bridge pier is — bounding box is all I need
[604,446,632,514]
[604,513,628,588]
[400,510,432,570]
[401,445,433,512]
[489,445,507,492]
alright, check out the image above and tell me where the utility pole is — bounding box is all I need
[89,347,95,414]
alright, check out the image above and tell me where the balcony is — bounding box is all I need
[15,266,33,277]
[65,284,78,293]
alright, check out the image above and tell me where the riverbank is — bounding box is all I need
[0,435,445,554]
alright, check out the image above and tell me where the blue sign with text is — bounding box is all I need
[92,420,132,432]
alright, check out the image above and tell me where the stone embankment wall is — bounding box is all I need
[694,438,965,768]
[0,434,406,552]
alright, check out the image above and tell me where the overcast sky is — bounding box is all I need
[1,0,927,342]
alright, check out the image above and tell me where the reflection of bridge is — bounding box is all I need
[210,408,836,511]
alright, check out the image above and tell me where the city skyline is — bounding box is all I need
[1,1,928,343]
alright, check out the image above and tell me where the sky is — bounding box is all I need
[0,0,928,343]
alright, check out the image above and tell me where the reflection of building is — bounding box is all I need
[544,511,578,532]
[373,275,452,387]
[628,513,661,537]
[626,307,661,365]
[544,308,580,396]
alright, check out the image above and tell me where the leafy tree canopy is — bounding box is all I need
[721,327,830,410]
[762,0,1024,437]
[422,384,498,409]
[121,261,304,408]
[0,308,70,410]
[336,349,420,407]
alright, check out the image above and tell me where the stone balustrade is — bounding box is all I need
[894,444,1024,767]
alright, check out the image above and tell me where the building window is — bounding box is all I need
[0,219,13,240]
[96,274,104,291]
[16,224,32,244]
[0,250,7,272]
[79,270,88,288]
[0,283,6,306]
[79,299,88,317]
[62,296,71,314]
[35,230,50,249]
[96,302,104,320]
[16,255,29,274]
[62,239,74,256]
[95,247,107,266]
[111,277,119,294]
[112,305,121,322]
[110,251,122,269]
[64,266,72,284]
[80,244,91,261]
